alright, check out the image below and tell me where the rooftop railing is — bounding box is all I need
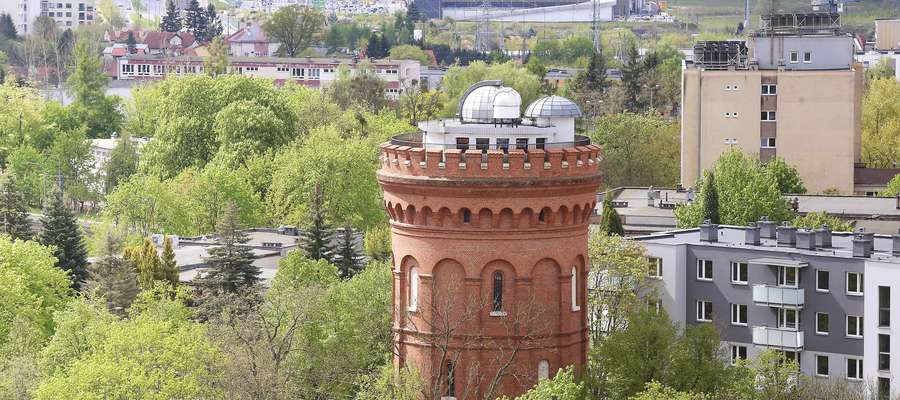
[389,132,592,164]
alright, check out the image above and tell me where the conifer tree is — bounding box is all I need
[85,232,139,315]
[302,185,334,263]
[701,171,720,224]
[201,201,259,294]
[0,174,34,241]
[125,237,161,290]
[159,0,182,32]
[204,4,222,41]
[584,50,608,92]
[126,31,137,54]
[334,224,362,279]
[598,196,625,236]
[39,192,88,289]
[183,0,207,37]
[621,41,644,113]
[161,235,179,288]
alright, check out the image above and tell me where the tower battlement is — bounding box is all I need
[379,142,601,180]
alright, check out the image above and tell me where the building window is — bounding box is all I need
[879,334,891,371]
[455,137,469,151]
[408,266,418,312]
[291,68,304,78]
[816,270,830,292]
[462,209,471,224]
[535,138,546,150]
[731,345,747,365]
[731,262,748,284]
[731,303,748,326]
[777,266,798,288]
[696,300,712,322]
[880,286,891,327]
[308,68,320,79]
[538,360,550,380]
[778,308,798,330]
[571,266,580,311]
[847,272,863,295]
[761,84,777,95]
[648,257,662,278]
[475,138,490,152]
[761,137,776,148]
[847,315,863,337]
[761,111,777,121]
[847,358,863,380]
[515,138,528,150]
[816,355,829,377]
[446,361,455,397]
[790,51,799,63]
[878,377,890,400]
[697,259,713,281]
[816,312,829,335]
[492,271,503,313]
[538,209,547,224]
[803,51,812,63]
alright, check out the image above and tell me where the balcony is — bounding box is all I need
[753,285,805,308]
[753,326,804,350]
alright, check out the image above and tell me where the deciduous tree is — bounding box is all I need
[862,78,900,168]
[263,5,325,57]
[104,133,139,194]
[588,112,679,189]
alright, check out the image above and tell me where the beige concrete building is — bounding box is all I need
[681,13,864,194]
[875,18,900,51]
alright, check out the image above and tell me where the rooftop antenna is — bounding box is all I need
[592,0,602,52]
[475,0,492,52]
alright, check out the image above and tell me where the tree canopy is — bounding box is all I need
[262,5,325,57]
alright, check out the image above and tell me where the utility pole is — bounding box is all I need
[591,0,601,53]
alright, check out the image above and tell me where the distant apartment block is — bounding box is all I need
[637,222,900,397]
[0,0,93,33]
[110,55,421,99]
[681,13,864,194]
[875,18,900,52]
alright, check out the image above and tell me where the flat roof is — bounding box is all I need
[120,54,417,66]
[635,226,900,263]
[791,194,900,218]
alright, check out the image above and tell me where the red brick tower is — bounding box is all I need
[377,81,601,399]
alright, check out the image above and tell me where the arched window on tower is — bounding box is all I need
[408,266,419,312]
[446,361,456,397]
[538,360,550,380]
[571,266,580,311]
[492,271,503,313]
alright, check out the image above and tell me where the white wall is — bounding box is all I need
[864,260,900,398]
[643,243,686,326]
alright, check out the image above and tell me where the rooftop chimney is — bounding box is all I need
[853,235,872,258]
[777,223,797,246]
[815,225,833,248]
[857,228,875,253]
[893,229,900,256]
[759,216,776,239]
[796,229,816,250]
[745,223,761,245]
[699,220,719,242]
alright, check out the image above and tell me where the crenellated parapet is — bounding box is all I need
[379,143,602,180]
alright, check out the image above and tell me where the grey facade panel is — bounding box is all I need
[752,35,854,70]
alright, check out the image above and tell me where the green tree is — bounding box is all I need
[48,129,96,207]
[124,237,161,290]
[792,211,852,232]
[587,231,655,342]
[103,173,191,236]
[204,4,223,40]
[104,133,139,194]
[389,44,430,64]
[273,251,339,291]
[766,157,806,194]
[199,201,259,294]
[862,78,900,168]
[399,87,447,125]
[513,366,583,400]
[0,13,17,40]
[67,39,123,138]
[355,364,423,400]
[125,31,137,54]
[38,193,89,289]
[631,382,699,400]
[700,171,720,224]
[205,37,230,76]
[183,0,207,38]
[362,224,391,262]
[441,61,542,116]
[621,41,645,113]
[885,173,900,196]
[34,289,224,399]
[675,149,791,227]
[0,174,34,240]
[302,186,334,262]
[365,32,387,58]
[598,195,625,236]
[213,99,289,163]
[84,231,139,315]
[333,225,362,279]
[326,65,388,112]
[170,165,265,234]
[263,5,325,57]
[160,236,179,288]
[667,323,729,393]
[588,112,680,189]
[866,57,895,82]
[159,0,182,32]
[593,309,678,399]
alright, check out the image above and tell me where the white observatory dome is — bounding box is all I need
[458,81,522,123]
[492,87,522,120]
[524,95,583,119]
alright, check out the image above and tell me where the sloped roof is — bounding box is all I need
[225,24,270,44]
